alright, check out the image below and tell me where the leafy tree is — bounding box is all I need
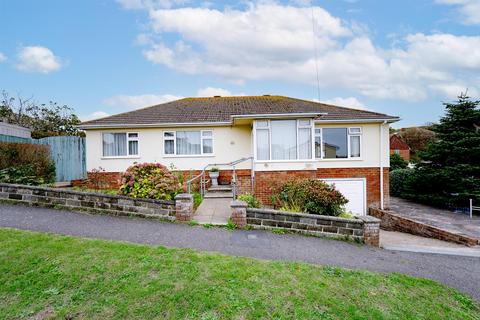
[397,127,436,159]
[0,90,83,139]
[390,153,408,171]
[401,94,480,208]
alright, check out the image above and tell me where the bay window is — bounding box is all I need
[254,119,313,161]
[102,132,138,157]
[164,130,213,156]
[314,127,362,159]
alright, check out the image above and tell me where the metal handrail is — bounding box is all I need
[186,156,254,198]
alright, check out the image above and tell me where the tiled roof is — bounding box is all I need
[390,134,410,150]
[80,96,399,128]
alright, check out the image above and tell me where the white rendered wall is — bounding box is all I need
[85,122,390,172]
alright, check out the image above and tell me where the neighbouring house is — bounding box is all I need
[0,120,32,139]
[389,134,410,161]
[79,96,399,216]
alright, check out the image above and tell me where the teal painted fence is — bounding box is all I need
[0,134,86,182]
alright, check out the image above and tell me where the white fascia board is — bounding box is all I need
[231,112,327,120]
[315,118,400,124]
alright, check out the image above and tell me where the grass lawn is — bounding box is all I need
[0,228,478,320]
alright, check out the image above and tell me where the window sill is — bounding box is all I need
[163,154,215,158]
[101,156,140,160]
[316,158,363,161]
[254,159,317,163]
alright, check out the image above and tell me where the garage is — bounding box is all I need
[321,178,367,216]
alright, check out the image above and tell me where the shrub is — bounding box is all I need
[0,142,55,185]
[271,178,348,216]
[237,193,261,208]
[390,168,414,197]
[390,153,408,171]
[119,163,182,200]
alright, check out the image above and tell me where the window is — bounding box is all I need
[254,119,313,161]
[164,130,214,156]
[315,127,362,159]
[102,132,138,157]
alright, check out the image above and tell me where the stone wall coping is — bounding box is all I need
[174,193,193,200]
[358,215,381,223]
[246,207,363,224]
[231,200,247,208]
[0,183,175,205]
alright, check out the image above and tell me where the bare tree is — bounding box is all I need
[1,90,83,138]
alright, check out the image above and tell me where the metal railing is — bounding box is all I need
[186,157,254,199]
[470,199,479,219]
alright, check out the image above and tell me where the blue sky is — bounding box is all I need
[0,0,479,127]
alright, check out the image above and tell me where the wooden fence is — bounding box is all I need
[0,134,86,182]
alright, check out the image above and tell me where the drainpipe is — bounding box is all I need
[379,120,387,210]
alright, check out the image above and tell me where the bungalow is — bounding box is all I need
[79,96,399,216]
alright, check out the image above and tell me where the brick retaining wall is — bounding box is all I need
[369,207,479,246]
[0,183,176,220]
[245,207,380,246]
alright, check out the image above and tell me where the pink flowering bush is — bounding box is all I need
[119,163,183,200]
[270,178,348,216]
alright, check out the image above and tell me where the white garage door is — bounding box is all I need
[321,178,366,216]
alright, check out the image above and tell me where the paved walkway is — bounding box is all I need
[0,204,479,300]
[380,230,480,257]
[390,197,480,241]
[193,198,231,225]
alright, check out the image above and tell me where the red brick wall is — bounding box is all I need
[316,168,389,208]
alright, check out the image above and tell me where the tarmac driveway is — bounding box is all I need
[0,203,479,300]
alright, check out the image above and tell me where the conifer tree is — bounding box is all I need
[402,94,480,208]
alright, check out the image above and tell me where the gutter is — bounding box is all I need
[315,118,400,124]
[231,112,327,120]
[78,116,400,130]
[77,121,233,130]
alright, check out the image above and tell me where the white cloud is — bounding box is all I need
[16,46,62,73]
[81,111,110,122]
[0,53,6,63]
[117,0,188,10]
[103,87,244,110]
[103,94,182,109]
[436,0,480,25]
[132,2,480,101]
[197,87,245,97]
[322,97,366,110]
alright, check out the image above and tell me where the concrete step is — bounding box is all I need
[208,185,232,192]
[204,192,233,199]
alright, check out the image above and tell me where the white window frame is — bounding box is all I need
[163,130,214,157]
[315,127,362,160]
[102,132,140,159]
[253,119,315,162]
